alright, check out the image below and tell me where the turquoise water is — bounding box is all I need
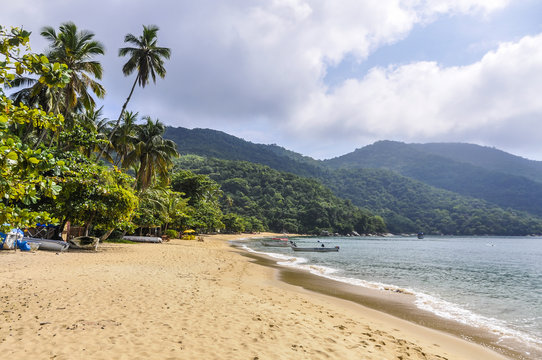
[241,236,542,358]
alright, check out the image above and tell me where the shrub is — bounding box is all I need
[165,229,179,239]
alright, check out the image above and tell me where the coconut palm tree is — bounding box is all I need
[99,25,170,162]
[124,117,178,191]
[40,22,105,116]
[112,111,139,167]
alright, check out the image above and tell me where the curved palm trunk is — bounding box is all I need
[97,76,138,162]
[100,228,114,242]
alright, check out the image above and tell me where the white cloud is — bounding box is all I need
[4,0,533,159]
[290,33,542,157]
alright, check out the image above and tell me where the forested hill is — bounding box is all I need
[175,156,386,235]
[321,167,542,235]
[165,126,542,235]
[164,127,323,177]
[324,141,542,217]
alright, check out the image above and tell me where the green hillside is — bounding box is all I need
[321,168,542,235]
[175,156,386,235]
[165,127,324,177]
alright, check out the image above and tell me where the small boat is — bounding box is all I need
[69,236,99,250]
[271,237,288,241]
[417,232,424,239]
[122,236,162,243]
[290,242,340,252]
[260,238,290,247]
[23,238,69,252]
[260,239,290,247]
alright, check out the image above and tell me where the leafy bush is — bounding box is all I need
[165,229,178,238]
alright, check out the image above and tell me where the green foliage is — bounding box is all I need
[118,25,171,88]
[176,156,385,235]
[124,117,179,190]
[0,26,70,231]
[1,25,177,238]
[53,160,139,233]
[322,167,542,235]
[132,186,190,234]
[40,22,105,114]
[164,229,178,238]
[171,168,224,232]
[221,213,247,233]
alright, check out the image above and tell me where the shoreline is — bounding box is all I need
[233,236,529,360]
[0,233,511,359]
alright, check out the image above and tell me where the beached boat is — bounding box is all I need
[69,236,99,250]
[122,236,162,243]
[290,242,340,252]
[23,238,70,252]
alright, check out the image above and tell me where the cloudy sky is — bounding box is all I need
[2,1,542,160]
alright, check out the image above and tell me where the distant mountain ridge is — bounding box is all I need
[165,126,542,234]
[324,140,542,216]
[164,127,324,178]
[413,142,542,183]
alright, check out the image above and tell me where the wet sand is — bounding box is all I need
[240,250,525,359]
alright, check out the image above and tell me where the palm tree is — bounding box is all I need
[112,111,139,167]
[100,25,170,162]
[9,75,63,148]
[124,117,178,190]
[40,22,105,116]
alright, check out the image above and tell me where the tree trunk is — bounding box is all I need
[100,228,115,242]
[96,77,138,162]
[84,213,95,236]
[33,128,48,149]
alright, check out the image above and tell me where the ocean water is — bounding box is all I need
[239,236,542,358]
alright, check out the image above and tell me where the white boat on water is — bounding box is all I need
[289,241,340,252]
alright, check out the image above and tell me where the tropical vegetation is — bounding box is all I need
[5,22,384,243]
[164,126,542,236]
[176,156,387,235]
[0,23,217,241]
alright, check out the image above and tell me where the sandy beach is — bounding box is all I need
[0,233,508,360]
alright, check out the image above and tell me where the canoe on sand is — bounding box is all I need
[122,236,162,243]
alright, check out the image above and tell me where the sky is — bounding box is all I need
[2,0,542,160]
